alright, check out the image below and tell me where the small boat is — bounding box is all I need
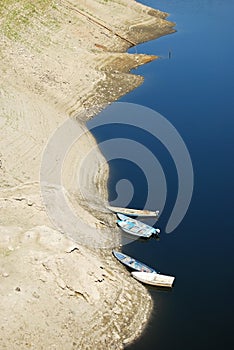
[116,213,160,238]
[107,206,159,217]
[116,213,130,221]
[112,251,156,273]
[131,271,175,288]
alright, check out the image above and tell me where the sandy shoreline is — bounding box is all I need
[0,1,174,348]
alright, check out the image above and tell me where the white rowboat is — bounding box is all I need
[108,206,159,217]
[131,271,175,288]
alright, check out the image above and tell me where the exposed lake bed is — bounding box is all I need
[0,1,175,348]
[2,0,233,349]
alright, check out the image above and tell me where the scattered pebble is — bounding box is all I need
[27,199,33,206]
[2,272,9,278]
[15,287,21,292]
[32,291,40,299]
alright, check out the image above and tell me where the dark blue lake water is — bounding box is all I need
[88,1,234,349]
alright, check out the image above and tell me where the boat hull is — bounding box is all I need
[108,206,159,217]
[131,271,175,288]
[112,251,156,273]
[116,213,159,238]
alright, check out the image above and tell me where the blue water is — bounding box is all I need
[88,1,234,349]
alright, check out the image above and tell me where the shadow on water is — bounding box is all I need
[145,285,174,294]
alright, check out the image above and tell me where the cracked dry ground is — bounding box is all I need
[0,225,152,349]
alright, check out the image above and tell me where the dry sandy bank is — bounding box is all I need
[0,0,174,348]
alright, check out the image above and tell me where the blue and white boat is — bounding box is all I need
[112,251,156,273]
[116,213,160,238]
